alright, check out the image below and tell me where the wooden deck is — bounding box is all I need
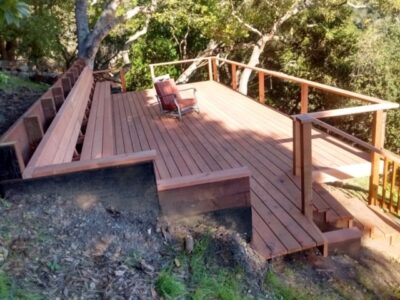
[104,80,371,258]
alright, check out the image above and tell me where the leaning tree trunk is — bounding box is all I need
[177,40,219,84]
[238,35,269,95]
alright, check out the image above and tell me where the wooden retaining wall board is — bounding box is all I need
[0,159,159,214]
[157,167,251,217]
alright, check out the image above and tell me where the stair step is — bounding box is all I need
[324,227,362,255]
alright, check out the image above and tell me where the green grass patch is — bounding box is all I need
[156,272,187,299]
[0,271,43,300]
[264,271,314,300]
[0,72,48,93]
[155,235,250,299]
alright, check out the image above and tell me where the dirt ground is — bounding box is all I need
[1,85,400,299]
[0,89,43,135]
[1,191,400,299]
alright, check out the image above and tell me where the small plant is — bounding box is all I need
[0,271,11,299]
[265,271,312,300]
[47,260,61,272]
[0,72,9,85]
[155,272,187,299]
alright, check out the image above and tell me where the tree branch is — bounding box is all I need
[230,1,263,37]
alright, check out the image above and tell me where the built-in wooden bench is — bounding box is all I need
[0,60,153,183]
[0,60,86,181]
[22,67,95,178]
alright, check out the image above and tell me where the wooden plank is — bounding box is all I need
[121,91,142,152]
[129,91,170,179]
[80,82,102,160]
[252,210,287,257]
[251,227,272,259]
[212,58,218,82]
[91,82,106,159]
[23,116,44,148]
[300,120,313,219]
[390,162,398,212]
[159,176,250,217]
[0,142,25,181]
[381,157,389,207]
[61,77,71,97]
[52,87,64,109]
[157,167,250,191]
[102,82,114,157]
[112,93,126,155]
[300,83,309,114]
[231,64,237,90]
[258,72,265,104]
[369,110,384,205]
[41,98,57,124]
[31,150,157,178]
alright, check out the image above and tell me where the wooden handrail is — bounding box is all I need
[151,56,396,105]
[294,102,398,120]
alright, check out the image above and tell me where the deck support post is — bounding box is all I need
[208,58,213,81]
[231,64,237,90]
[292,118,301,176]
[41,98,57,124]
[212,58,219,82]
[61,77,71,97]
[120,69,126,92]
[300,83,309,114]
[259,72,265,104]
[23,116,44,150]
[299,118,313,219]
[368,110,385,206]
[149,65,155,81]
[51,87,64,110]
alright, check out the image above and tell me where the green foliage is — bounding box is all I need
[0,0,29,26]
[0,271,43,300]
[264,271,314,300]
[0,72,48,92]
[155,272,187,299]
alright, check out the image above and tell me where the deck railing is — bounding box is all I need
[149,57,400,218]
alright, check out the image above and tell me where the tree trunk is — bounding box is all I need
[176,40,219,84]
[238,35,269,95]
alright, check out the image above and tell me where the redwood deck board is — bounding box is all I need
[108,80,372,259]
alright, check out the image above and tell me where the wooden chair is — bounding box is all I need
[154,79,199,120]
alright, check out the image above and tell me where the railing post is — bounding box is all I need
[300,83,309,114]
[208,57,213,81]
[299,118,313,219]
[149,65,155,81]
[212,58,219,82]
[292,118,301,176]
[369,110,384,206]
[231,63,237,90]
[120,69,126,92]
[259,72,265,104]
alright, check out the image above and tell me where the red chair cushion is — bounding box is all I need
[154,79,183,111]
[178,98,196,109]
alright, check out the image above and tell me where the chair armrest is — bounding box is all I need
[178,87,197,93]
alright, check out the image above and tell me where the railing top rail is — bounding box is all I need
[293,102,399,120]
[149,58,209,68]
[305,118,400,164]
[151,56,397,105]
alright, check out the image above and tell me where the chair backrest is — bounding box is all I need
[154,79,183,111]
[153,74,170,83]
